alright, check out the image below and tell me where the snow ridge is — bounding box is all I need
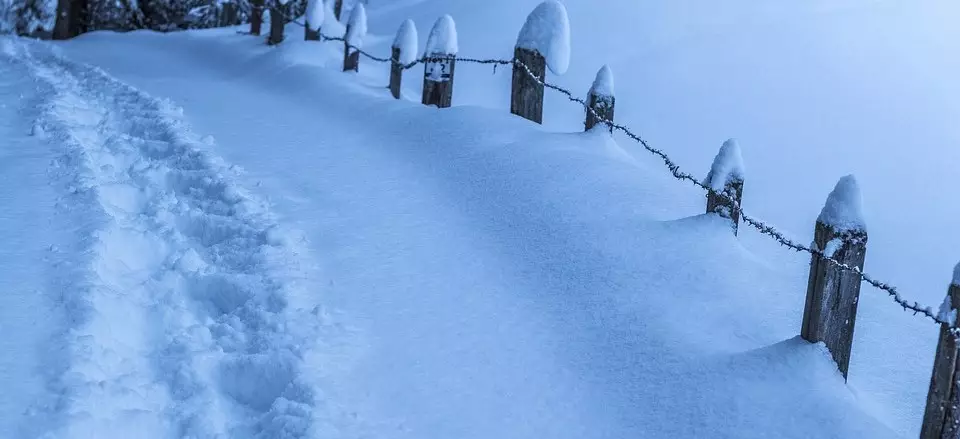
[12,39,342,439]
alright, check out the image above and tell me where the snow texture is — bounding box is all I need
[938,293,957,327]
[589,65,615,98]
[954,261,960,286]
[515,0,571,75]
[306,0,324,31]
[705,139,745,191]
[818,175,867,233]
[393,19,419,64]
[425,14,458,55]
[345,3,367,47]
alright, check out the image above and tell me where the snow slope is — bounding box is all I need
[0,0,955,438]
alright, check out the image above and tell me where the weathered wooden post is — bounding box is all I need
[53,0,89,40]
[511,0,570,124]
[249,0,264,35]
[704,139,745,234]
[342,4,366,72]
[921,267,960,439]
[585,65,615,132]
[304,0,323,40]
[421,15,457,108]
[267,0,285,45]
[333,0,343,21]
[219,1,238,27]
[800,175,867,380]
[391,20,418,100]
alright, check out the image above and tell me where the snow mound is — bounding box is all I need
[393,19,419,64]
[515,0,571,75]
[818,175,866,233]
[425,15,458,55]
[306,0,324,31]
[705,139,745,191]
[345,4,367,47]
[589,65,615,98]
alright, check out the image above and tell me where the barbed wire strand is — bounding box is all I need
[267,7,955,330]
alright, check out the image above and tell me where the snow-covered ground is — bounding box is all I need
[1,0,958,438]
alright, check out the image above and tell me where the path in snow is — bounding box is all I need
[3,38,353,439]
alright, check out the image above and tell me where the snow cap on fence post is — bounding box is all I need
[305,0,324,40]
[704,139,745,234]
[342,3,366,72]
[421,15,458,108]
[425,14,458,56]
[585,65,616,132]
[511,0,569,124]
[345,4,367,48]
[817,175,866,234]
[921,263,960,439]
[515,0,571,75]
[390,19,419,99]
[800,174,868,381]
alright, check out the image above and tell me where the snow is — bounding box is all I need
[818,175,867,233]
[306,0,324,31]
[425,14,458,55]
[954,262,960,286]
[0,0,956,438]
[705,138,745,192]
[515,0,571,75]
[938,292,957,327]
[589,64,615,98]
[393,19,419,64]
[345,3,367,48]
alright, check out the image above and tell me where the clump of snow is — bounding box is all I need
[938,292,957,327]
[953,261,960,286]
[345,4,367,48]
[515,0,571,75]
[393,19,419,64]
[425,15,458,55]
[589,65,615,98]
[818,175,867,233]
[705,139,745,192]
[306,0,324,31]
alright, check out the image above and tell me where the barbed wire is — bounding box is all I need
[263,8,954,330]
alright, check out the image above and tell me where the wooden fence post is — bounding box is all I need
[800,175,867,380]
[304,0,322,41]
[422,15,457,108]
[585,65,615,132]
[53,0,88,40]
[342,4,366,72]
[921,268,960,439]
[267,0,284,45]
[511,48,546,123]
[511,1,570,124]
[219,2,238,26]
[704,139,744,234]
[249,0,264,35]
[390,20,418,100]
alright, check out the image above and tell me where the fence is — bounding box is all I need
[250,1,960,436]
